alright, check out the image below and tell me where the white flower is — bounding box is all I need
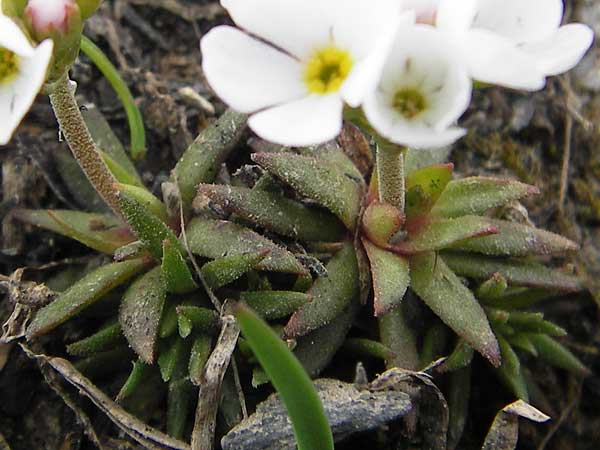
[435,0,594,90]
[363,25,471,149]
[201,0,408,146]
[0,14,53,145]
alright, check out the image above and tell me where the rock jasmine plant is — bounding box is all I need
[0,0,594,449]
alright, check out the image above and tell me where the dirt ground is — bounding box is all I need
[1,1,599,449]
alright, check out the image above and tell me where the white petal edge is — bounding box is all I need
[0,39,53,145]
[201,26,306,114]
[248,94,343,147]
[221,0,336,60]
[340,10,414,108]
[522,24,595,76]
[436,0,477,32]
[463,29,546,91]
[0,14,35,56]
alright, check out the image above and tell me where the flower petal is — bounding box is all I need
[0,39,53,145]
[248,95,343,146]
[0,14,35,56]
[472,0,563,43]
[201,26,306,113]
[522,24,594,76]
[436,0,477,31]
[462,29,546,91]
[221,0,336,60]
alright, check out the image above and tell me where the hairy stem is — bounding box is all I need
[376,142,406,212]
[49,76,122,216]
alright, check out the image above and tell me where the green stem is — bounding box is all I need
[80,35,146,159]
[49,75,123,216]
[376,142,407,211]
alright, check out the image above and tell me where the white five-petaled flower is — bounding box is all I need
[201,0,408,146]
[0,14,53,145]
[407,0,594,91]
[364,25,471,148]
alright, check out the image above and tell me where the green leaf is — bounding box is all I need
[189,335,212,386]
[439,339,474,372]
[495,341,529,401]
[299,141,365,183]
[167,378,193,439]
[186,217,308,275]
[505,311,566,337]
[252,152,362,230]
[406,163,453,204]
[14,209,134,254]
[27,258,148,338]
[240,291,311,320]
[158,338,188,383]
[161,240,197,294]
[119,267,167,364]
[233,303,334,450]
[116,360,152,403]
[66,322,124,356]
[441,251,583,292]
[200,251,269,290]
[361,202,404,247]
[431,177,539,218]
[176,306,219,338]
[119,192,182,260]
[397,216,499,254]
[196,184,345,242]
[506,334,538,357]
[526,334,589,374]
[343,338,395,363]
[173,109,247,207]
[451,219,579,256]
[117,183,168,223]
[362,239,409,316]
[410,252,500,366]
[100,151,144,188]
[285,243,359,338]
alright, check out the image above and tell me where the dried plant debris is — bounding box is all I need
[221,377,412,450]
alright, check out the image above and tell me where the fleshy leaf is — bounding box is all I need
[285,243,359,338]
[66,322,124,356]
[431,177,539,218]
[173,109,247,207]
[526,334,589,374]
[406,163,453,204]
[451,219,579,256]
[240,291,312,320]
[27,258,148,338]
[119,192,182,260]
[362,239,409,316]
[200,251,269,290]
[232,303,335,450]
[161,240,197,294]
[397,216,499,254]
[100,151,144,188]
[410,252,500,366]
[119,267,167,364]
[196,184,345,242]
[186,217,308,275]
[14,209,134,254]
[117,183,169,223]
[442,251,583,292]
[299,140,365,183]
[158,338,187,383]
[252,152,362,231]
[176,306,219,338]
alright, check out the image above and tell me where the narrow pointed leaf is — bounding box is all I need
[285,243,359,338]
[186,217,308,275]
[410,252,500,366]
[240,291,312,320]
[441,251,583,292]
[495,342,529,401]
[196,184,345,242]
[507,334,538,357]
[117,183,168,223]
[161,239,197,294]
[67,322,124,356]
[27,258,148,338]
[252,152,362,230]
[158,338,187,383]
[167,378,193,439]
[299,141,365,183]
[119,192,182,260]
[406,163,453,204]
[119,267,166,364]
[173,109,247,207]
[439,339,474,372]
[15,209,134,254]
[397,216,499,254]
[431,177,539,218]
[200,251,269,289]
[343,338,395,363]
[451,219,579,256]
[100,151,144,188]
[232,303,334,450]
[526,334,589,374]
[176,306,219,338]
[506,311,566,337]
[116,360,152,403]
[362,239,409,316]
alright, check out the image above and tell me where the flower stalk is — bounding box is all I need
[48,75,122,216]
[375,140,406,212]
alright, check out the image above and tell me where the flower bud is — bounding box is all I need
[362,201,405,247]
[25,0,81,40]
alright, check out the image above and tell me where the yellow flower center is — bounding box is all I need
[304,46,353,94]
[0,47,20,84]
[393,87,428,119]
